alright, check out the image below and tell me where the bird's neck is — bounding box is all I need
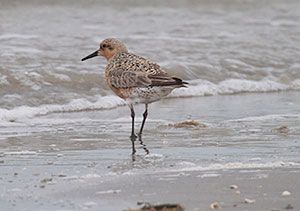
[107,51,126,61]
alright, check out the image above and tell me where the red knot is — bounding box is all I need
[82,38,188,155]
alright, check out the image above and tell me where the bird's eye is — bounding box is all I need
[102,44,107,48]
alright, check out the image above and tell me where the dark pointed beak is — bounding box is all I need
[81,50,98,61]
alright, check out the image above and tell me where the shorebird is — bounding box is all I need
[82,38,188,155]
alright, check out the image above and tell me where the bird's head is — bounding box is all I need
[81,38,128,61]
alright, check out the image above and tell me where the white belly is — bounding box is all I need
[128,86,174,104]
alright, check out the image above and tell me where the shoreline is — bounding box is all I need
[0,91,300,210]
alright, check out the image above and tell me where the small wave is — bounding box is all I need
[117,161,299,176]
[95,189,121,195]
[0,95,125,122]
[0,79,299,122]
[3,151,37,155]
[3,46,42,54]
[228,114,300,122]
[173,161,299,172]
[0,33,38,40]
[127,34,210,44]
[271,19,299,27]
[170,79,296,97]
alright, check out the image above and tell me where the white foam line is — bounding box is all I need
[111,161,300,177]
[128,34,210,44]
[95,189,121,195]
[169,161,300,173]
[228,114,300,122]
[0,95,126,122]
[170,79,294,98]
[3,151,37,155]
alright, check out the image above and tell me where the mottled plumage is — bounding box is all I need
[105,51,186,103]
[82,38,188,155]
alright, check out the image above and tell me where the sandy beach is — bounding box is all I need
[1,91,300,210]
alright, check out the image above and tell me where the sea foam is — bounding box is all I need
[0,95,125,122]
[170,79,292,97]
[170,161,300,173]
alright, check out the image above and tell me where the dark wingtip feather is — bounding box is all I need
[149,76,189,87]
[172,77,189,86]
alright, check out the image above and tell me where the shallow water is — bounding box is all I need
[1,92,300,210]
[1,91,299,163]
[0,0,300,120]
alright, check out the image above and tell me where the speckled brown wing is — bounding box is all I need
[107,53,187,88]
[108,69,152,88]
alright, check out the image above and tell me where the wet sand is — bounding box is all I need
[1,91,300,210]
[55,167,300,211]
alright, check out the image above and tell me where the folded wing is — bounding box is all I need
[109,69,187,88]
[108,54,188,89]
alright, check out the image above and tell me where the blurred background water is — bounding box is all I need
[0,0,299,121]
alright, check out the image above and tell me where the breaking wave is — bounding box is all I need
[1,78,299,122]
[0,96,125,122]
[171,78,299,97]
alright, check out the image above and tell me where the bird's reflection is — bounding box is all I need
[130,134,149,162]
[138,134,150,154]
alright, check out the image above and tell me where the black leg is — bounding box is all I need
[129,104,137,155]
[139,104,148,136]
[138,104,149,154]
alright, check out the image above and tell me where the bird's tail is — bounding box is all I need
[149,76,189,87]
[172,77,189,88]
